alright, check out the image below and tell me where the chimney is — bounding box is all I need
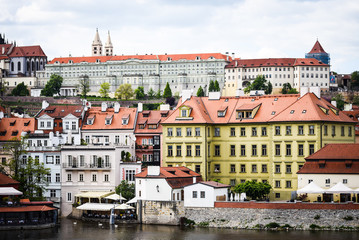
[148,166,160,176]
[300,87,309,98]
[181,90,193,103]
[2,47,4,54]
[138,103,143,113]
[101,102,107,112]
[309,87,320,98]
[344,103,352,111]
[193,176,197,184]
[235,61,238,67]
[331,101,337,107]
[235,89,244,97]
[208,91,221,100]
[160,104,170,111]
[232,52,235,60]
[42,100,49,109]
[114,102,120,113]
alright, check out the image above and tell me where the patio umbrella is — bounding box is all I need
[126,197,138,204]
[325,182,354,193]
[297,182,325,194]
[104,193,126,201]
[115,203,135,210]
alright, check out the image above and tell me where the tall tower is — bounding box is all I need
[104,31,113,56]
[305,39,330,65]
[92,28,103,56]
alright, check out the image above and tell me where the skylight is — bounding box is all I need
[302,110,307,114]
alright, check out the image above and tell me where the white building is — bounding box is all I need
[184,181,230,208]
[134,166,202,201]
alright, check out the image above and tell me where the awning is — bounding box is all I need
[77,203,115,211]
[115,203,135,210]
[325,182,354,193]
[75,191,113,199]
[0,187,23,196]
[297,182,325,194]
[126,197,138,204]
[104,193,126,201]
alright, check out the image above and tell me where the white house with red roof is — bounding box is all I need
[135,166,202,201]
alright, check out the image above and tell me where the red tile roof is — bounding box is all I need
[225,57,328,68]
[0,173,19,186]
[37,105,84,119]
[199,181,230,188]
[0,44,13,56]
[305,144,359,160]
[308,40,327,54]
[8,45,46,57]
[48,53,229,64]
[135,110,173,134]
[0,118,35,141]
[82,107,136,130]
[0,205,56,213]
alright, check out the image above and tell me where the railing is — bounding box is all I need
[62,163,111,169]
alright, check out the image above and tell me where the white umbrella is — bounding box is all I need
[325,182,354,193]
[297,182,325,194]
[0,187,23,196]
[104,193,126,201]
[115,203,135,210]
[126,197,138,204]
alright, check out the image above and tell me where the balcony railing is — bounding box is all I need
[62,163,111,170]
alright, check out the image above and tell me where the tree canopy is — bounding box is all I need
[11,82,29,96]
[134,86,145,99]
[209,80,215,92]
[115,180,135,200]
[156,89,162,99]
[244,75,272,94]
[281,82,298,94]
[99,82,110,98]
[78,75,90,98]
[332,93,345,110]
[147,88,155,99]
[351,71,359,90]
[41,74,63,96]
[196,86,205,97]
[214,80,220,91]
[163,82,172,98]
[232,180,271,201]
[115,84,133,100]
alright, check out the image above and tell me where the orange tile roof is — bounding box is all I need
[0,118,35,141]
[0,205,56,213]
[135,110,173,134]
[0,173,19,186]
[308,40,327,54]
[8,45,46,57]
[305,144,359,160]
[199,181,230,188]
[162,93,355,125]
[48,53,229,64]
[225,57,328,68]
[82,107,136,130]
[37,105,84,119]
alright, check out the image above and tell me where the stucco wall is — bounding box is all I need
[139,200,185,225]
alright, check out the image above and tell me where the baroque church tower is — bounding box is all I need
[92,28,103,56]
[104,31,113,56]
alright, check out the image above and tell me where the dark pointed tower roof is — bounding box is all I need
[308,40,327,54]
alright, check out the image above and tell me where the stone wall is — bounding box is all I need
[139,200,185,225]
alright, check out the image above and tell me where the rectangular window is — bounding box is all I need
[214,164,220,172]
[341,126,345,136]
[230,145,235,156]
[104,174,109,182]
[261,127,267,136]
[275,144,281,156]
[195,127,201,136]
[230,128,235,137]
[46,174,51,183]
[349,126,352,137]
[168,145,173,156]
[56,173,60,182]
[79,173,84,182]
[309,144,315,155]
[309,125,315,135]
[214,128,220,137]
[46,156,54,164]
[186,145,192,156]
[50,190,56,198]
[67,173,72,182]
[176,128,182,136]
[324,125,328,135]
[343,179,348,184]
[252,164,257,173]
[214,145,220,156]
[275,164,281,173]
[240,127,246,136]
[72,121,76,130]
[230,179,236,186]
[286,126,291,135]
[252,145,257,156]
[286,181,292,188]
[230,164,236,172]
[298,144,304,156]
[240,145,246,156]
[168,128,173,136]
[240,164,246,173]
[195,165,200,173]
[200,191,205,198]
[325,178,330,184]
[286,144,291,156]
[261,144,267,156]
[67,192,72,202]
[332,125,336,136]
[176,145,182,156]
[252,127,257,136]
[192,191,197,198]
[275,180,281,188]
[125,170,136,181]
[262,164,267,173]
[275,193,280,198]
[275,126,281,135]
[298,125,304,135]
[92,174,97,182]
[186,128,192,137]
[286,164,292,173]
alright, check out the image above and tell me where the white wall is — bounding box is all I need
[136,178,172,201]
[298,174,359,190]
[184,184,214,207]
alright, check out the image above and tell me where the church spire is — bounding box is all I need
[92,28,103,56]
[105,30,113,56]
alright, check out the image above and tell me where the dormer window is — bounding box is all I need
[105,114,113,125]
[122,114,129,125]
[69,60,73,64]
[11,130,18,136]
[160,111,169,117]
[181,109,187,117]
[0,130,7,136]
[10,120,16,126]
[148,124,157,129]
[196,56,201,60]
[96,59,101,63]
[24,121,30,126]
[87,114,95,125]
[176,106,193,120]
[218,106,227,117]
[167,57,172,61]
[142,111,150,117]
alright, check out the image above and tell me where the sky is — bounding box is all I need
[1,0,359,73]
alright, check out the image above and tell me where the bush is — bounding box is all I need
[198,221,209,227]
[343,216,353,221]
[265,222,280,228]
[314,214,320,220]
[310,224,321,229]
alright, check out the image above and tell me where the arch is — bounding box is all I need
[31,61,35,71]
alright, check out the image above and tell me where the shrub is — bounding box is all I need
[314,214,320,220]
[343,216,354,221]
[265,222,280,228]
[310,224,321,229]
[198,221,209,227]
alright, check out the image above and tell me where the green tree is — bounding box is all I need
[134,86,145,99]
[244,75,272,94]
[209,80,215,92]
[115,180,135,200]
[214,80,220,91]
[233,180,272,200]
[115,84,133,100]
[281,82,292,94]
[99,82,110,98]
[353,95,359,106]
[197,86,205,97]
[11,82,29,96]
[351,71,359,90]
[163,82,172,98]
[41,74,63,96]
[147,88,155,99]
[78,75,90,98]
[156,89,162,99]
[332,94,345,110]
[4,137,28,179]
[0,77,8,96]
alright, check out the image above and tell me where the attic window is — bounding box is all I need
[11,130,18,136]
[196,56,201,60]
[302,110,307,114]
[24,121,30,126]
[139,124,145,129]
[168,171,176,175]
[218,111,226,117]
[61,110,65,112]
[0,130,6,136]
[87,115,95,125]
[290,110,295,114]
[148,124,157,129]
[75,110,81,113]
[69,60,73,64]
[346,163,352,168]
[183,170,190,174]
[271,111,276,115]
[96,59,101,63]
[167,57,172,61]
[274,98,278,101]
[251,99,255,102]
[142,111,150,117]
[328,106,339,115]
[122,114,129,125]
[160,111,169,117]
[10,120,16,126]
[225,99,229,102]
[45,108,55,113]
[319,163,325,168]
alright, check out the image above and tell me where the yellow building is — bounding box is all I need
[161,92,356,200]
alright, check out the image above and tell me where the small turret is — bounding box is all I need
[105,31,113,56]
[92,28,103,56]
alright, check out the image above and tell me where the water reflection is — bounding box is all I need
[1,218,358,240]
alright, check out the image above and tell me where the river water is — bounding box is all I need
[1,218,359,240]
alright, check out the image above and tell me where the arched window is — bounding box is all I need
[17,62,21,72]
[11,62,14,71]
[31,61,35,71]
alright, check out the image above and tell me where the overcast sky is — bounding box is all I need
[1,0,358,73]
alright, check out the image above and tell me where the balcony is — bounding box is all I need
[62,163,111,170]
